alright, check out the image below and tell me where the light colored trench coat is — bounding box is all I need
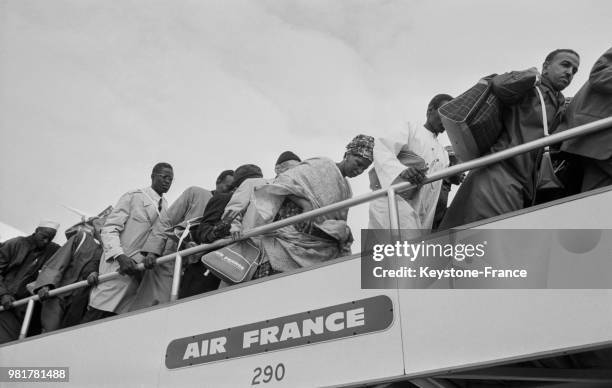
[88,186,167,314]
[129,186,212,311]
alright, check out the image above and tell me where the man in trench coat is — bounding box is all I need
[128,186,213,311]
[440,49,580,229]
[83,163,173,321]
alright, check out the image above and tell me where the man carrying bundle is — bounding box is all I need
[440,49,580,228]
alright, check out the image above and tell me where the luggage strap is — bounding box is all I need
[534,86,550,151]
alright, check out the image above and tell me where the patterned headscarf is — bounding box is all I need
[345,134,374,162]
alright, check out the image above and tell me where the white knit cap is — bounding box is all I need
[38,220,60,230]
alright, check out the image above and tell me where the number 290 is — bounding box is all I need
[251,363,285,385]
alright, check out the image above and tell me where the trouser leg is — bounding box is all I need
[582,157,612,192]
[0,310,22,344]
[179,261,220,298]
[129,260,175,312]
[440,164,524,230]
[40,297,65,333]
[61,289,90,329]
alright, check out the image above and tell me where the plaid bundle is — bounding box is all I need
[439,74,503,161]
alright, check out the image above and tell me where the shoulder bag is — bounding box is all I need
[200,239,262,284]
[535,86,565,190]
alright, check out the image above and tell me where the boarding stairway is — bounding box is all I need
[1,118,612,387]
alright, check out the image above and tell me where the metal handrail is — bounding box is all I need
[3,116,612,335]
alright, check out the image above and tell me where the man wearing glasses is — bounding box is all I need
[84,163,173,322]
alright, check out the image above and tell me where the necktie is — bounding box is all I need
[158,198,163,213]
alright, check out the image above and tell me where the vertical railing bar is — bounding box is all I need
[18,299,35,340]
[170,254,182,302]
[387,188,400,231]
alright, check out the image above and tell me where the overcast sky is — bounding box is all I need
[1,0,611,244]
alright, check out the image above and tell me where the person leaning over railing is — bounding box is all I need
[0,221,60,344]
[369,94,454,234]
[439,49,580,229]
[559,46,612,192]
[225,153,303,244]
[178,164,266,298]
[231,135,374,280]
[33,215,106,332]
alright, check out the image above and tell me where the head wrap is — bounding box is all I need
[345,134,374,162]
[38,220,60,230]
[231,164,263,190]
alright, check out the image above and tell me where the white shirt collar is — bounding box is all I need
[143,186,163,203]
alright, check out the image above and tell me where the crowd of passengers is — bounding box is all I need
[1,46,611,344]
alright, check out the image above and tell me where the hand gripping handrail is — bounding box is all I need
[3,116,612,339]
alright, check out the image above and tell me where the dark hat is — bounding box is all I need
[275,151,301,166]
[231,164,263,189]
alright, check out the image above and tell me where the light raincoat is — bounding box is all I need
[89,187,166,314]
[129,186,212,311]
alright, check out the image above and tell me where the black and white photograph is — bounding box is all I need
[1,0,611,386]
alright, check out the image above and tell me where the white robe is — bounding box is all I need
[369,123,449,235]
